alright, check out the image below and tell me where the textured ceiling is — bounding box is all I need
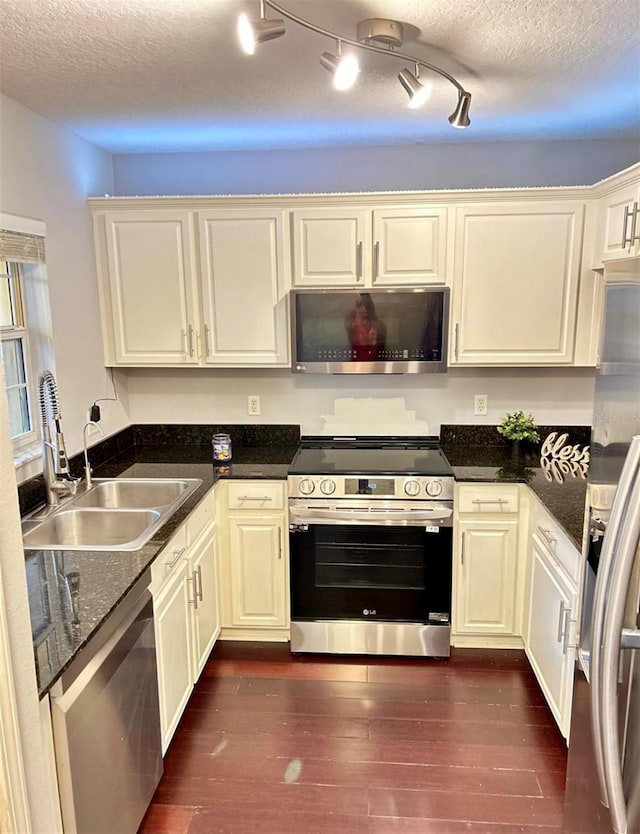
[0,0,639,153]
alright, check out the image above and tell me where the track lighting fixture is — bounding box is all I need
[237,2,285,56]
[398,64,432,109]
[448,91,472,128]
[236,1,472,129]
[319,41,360,91]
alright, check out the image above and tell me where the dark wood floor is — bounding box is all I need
[139,642,567,833]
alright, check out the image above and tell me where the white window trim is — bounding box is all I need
[0,213,52,475]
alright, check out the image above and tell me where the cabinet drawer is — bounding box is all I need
[532,501,580,584]
[227,481,285,510]
[458,484,520,514]
[187,487,216,544]
[150,524,188,591]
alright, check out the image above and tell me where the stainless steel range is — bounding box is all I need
[288,437,454,658]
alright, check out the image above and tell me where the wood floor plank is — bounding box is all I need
[188,806,373,834]
[187,688,553,725]
[207,658,369,682]
[164,728,568,773]
[137,803,194,834]
[370,820,561,833]
[154,776,369,815]
[368,787,564,827]
[367,664,543,688]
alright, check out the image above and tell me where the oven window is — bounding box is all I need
[315,527,425,590]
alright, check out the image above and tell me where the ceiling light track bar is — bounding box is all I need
[263,0,466,96]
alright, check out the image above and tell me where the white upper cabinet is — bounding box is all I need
[372,207,447,285]
[292,208,369,286]
[291,206,448,287]
[99,211,200,365]
[450,202,585,365]
[198,210,289,366]
[595,181,640,263]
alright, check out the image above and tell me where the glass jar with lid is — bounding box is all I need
[212,432,232,463]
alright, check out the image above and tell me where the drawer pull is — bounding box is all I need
[239,495,273,501]
[165,547,186,569]
[538,526,557,548]
[472,498,508,506]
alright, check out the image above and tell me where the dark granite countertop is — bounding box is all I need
[441,444,588,549]
[25,441,298,697]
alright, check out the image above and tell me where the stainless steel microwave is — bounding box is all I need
[291,287,449,374]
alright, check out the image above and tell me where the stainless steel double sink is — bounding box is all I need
[22,478,202,551]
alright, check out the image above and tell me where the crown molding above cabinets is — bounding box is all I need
[89,162,640,370]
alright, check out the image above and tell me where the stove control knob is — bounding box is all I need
[298,479,315,495]
[320,479,336,495]
[404,480,421,497]
[425,480,443,497]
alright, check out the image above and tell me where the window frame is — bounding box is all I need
[0,260,38,454]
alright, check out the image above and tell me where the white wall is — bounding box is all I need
[125,367,596,434]
[0,94,130,481]
[113,138,640,196]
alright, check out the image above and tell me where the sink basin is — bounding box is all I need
[73,478,197,510]
[22,509,161,551]
[22,477,203,551]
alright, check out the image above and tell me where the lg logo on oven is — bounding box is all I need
[362,609,377,616]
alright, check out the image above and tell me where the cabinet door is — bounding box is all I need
[525,537,576,738]
[190,524,220,679]
[451,202,584,365]
[372,207,447,285]
[102,211,199,365]
[153,558,194,754]
[228,515,287,627]
[292,209,369,286]
[597,183,640,262]
[199,210,289,365]
[455,519,519,635]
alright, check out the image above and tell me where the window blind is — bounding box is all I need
[0,230,46,263]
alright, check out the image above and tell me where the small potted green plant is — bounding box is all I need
[496,411,540,456]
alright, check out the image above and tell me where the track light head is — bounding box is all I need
[397,68,432,109]
[448,91,472,128]
[319,51,360,91]
[237,12,286,55]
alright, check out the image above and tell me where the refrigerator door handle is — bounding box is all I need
[621,628,640,650]
[599,452,640,834]
[591,436,640,809]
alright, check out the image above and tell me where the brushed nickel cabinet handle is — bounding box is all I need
[622,205,634,247]
[538,526,557,549]
[239,495,273,502]
[204,324,211,358]
[187,324,195,357]
[278,526,282,560]
[356,241,363,281]
[472,498,508,506]
[165,547,186,569]
[373,241,380,281]
[460,531,465,565]
[557,600,567,643]
[631,202,640,245]
[454,323,459,360]
[195,564,203,602]
[187,572,198,609]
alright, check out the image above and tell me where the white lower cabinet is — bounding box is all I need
[217,480,290,640]
[455,519,519,636]
[452,484,523,647]
[151,489,219,754]
[154,556,194,753]
[525,533,577,739]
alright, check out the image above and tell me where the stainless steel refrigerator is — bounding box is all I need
[563,257,640,834]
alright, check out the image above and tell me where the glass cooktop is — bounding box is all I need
[289,437,453,477]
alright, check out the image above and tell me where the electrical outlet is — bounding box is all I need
[248,395,261,416]
[474,394,488,416]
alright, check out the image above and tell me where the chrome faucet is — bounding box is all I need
[83,420,105,488]
[38,370,80,506]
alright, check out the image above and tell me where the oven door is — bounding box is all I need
[289,502,452,625]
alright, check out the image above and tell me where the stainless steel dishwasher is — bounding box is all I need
[50,575,163,834]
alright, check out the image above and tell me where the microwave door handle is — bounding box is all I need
[591,436,640,809]
[599,466,640,834]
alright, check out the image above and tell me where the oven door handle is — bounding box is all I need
[288,507,453,525]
